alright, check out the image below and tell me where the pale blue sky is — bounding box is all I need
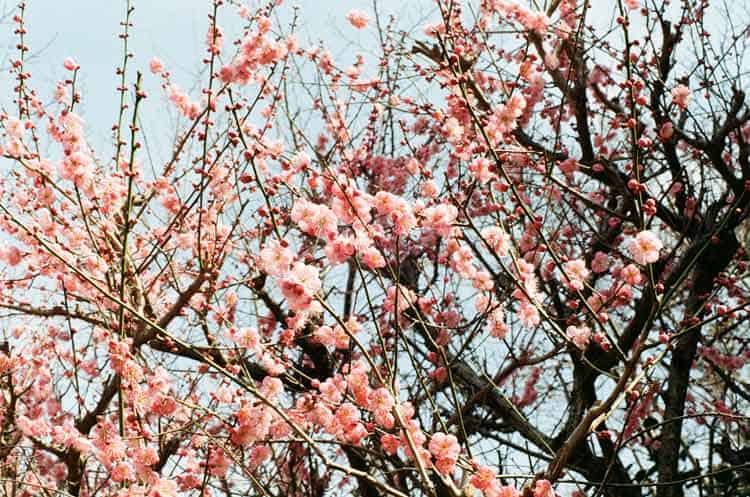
[2,0,732,159]
[3,0,436,155]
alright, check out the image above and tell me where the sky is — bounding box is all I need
[1,0,437,156]
[1,0,735,155]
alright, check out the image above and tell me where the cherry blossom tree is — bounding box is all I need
[1,1,749,497]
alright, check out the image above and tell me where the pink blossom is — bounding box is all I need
[487,306,508,339]
[566,325,592,349]
[313,325,335,348]
[591,251,610,273]
[488,2,551,35]
[237,5,250,19]
[517,300,540,328]
[482,226,511,256]
[149,57,164,74]
[487,94,526,144]
[368,387,394,412]
[471,465,497,491]
[558,158,580,178]
[423,22,442,37]
[328,322,355,350]
[375,192,417,235]
[620,264,643,285]
[629,230,663,265]
[278,262,322,313]
[234,405,272,444]
[207,448,232,477]
[623,0,640,9]
[227,327,262,353]
[292,151,311,171]
[346,10,370,29]
[59,151,94,184]
[671,84,692,110]
[260,376,284,400]
[149,478,178,497]
[0,246,23,266]
[110,461,134,483]
[380,434,400,455]
[291,199,339,240]
[659,122,675,140]
[451,245,477,279]
[562,259,589,291]
[4,118,24,139]
[63,57,78,71]
[469,157,495,183]
[442,117,464,143]
[406,157,421,175]
[421,204,458,237]
[384,285,417,314]
[361,246,386,269]
[519,229,538,252]
[421,179,439,198]
[166,84,200,119]
[526,11,550,33]
[532,479,556,497]
[334,402,360,430]
[259,240,295,275]
[428,432,460,474]
[325,235,356,265]
[133,446,158,475]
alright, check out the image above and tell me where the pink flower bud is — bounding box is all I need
[149,57,164,74]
